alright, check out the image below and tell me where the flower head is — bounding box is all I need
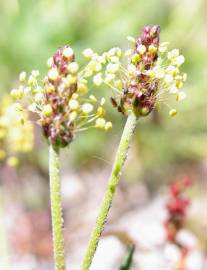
[11,45,112,149]
[88,25,187,117]
[0,96,33,166]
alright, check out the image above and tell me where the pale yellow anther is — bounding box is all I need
[107,48,117,57]
[127,36,135,43]
[42,104,53,117]
[95,117,106,128]
[28,103,37,113]
[132,54,140,65]
[82,103,94,114]
[88,61,97,71]
[124,49,132,56]
[19,71,27,83]
[45,84,55,94]
[148,45,157,53]
[114,80,122,89]
[48,68,59,81]
[97,56,106,64]
[100,98,105,106]
[105,73,115,83]
[82,48,94,58]
[176,81,183,89]
[63,47,74,59]
[47,57,54,68]
[69,99,79,110]
[137,44,146,55]
[128,64,137,75]
[94,63,102,72]
[72,93,79,99]
[11,89,21,99]
[115,48,122,57]
[93,73,103,86]
[33,86,43,94]
[166,66,179,77]
[84,69,93,78]
[68,62,79,74]
[176,91,186,101]
[168,49,179,60]
[69,111,77,121]
[24,86,32,95]
[110,56,119,63]
[28,75,36,87]
[32,70,40,77]
[173,55,185,66]
[104,122,112,131]
[89,95,97,103]
[159,46,167,53]
[183,73,187,82]
[164,74,173,84]
[170,85,179,94]
[106,63,119,74]
[66,74,77,85]
[169,109,177,117]
[35,93,44,103]
[78,83,88,93]
[97,107,104,116]
[154,67,165,79]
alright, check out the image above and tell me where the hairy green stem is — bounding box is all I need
[49,145,65,270]
[81,112,137,270]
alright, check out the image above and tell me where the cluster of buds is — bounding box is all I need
[165,176,192,251]
[11,45,112,148]
[0,96,33,167]
[85,25,186,117]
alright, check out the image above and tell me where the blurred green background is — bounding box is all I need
[0,0,207,268]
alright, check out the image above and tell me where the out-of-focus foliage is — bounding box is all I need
[0,95,33,166]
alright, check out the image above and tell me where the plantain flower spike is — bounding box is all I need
[0,96,33,166]
[85,25,187,117]
[11,45,112,148]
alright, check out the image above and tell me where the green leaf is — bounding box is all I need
[119,245,135,270]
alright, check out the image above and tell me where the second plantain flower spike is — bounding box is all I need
[88,25,187,118]
[11,45,112,149]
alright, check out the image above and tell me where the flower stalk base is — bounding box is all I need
[82,112,137,270]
